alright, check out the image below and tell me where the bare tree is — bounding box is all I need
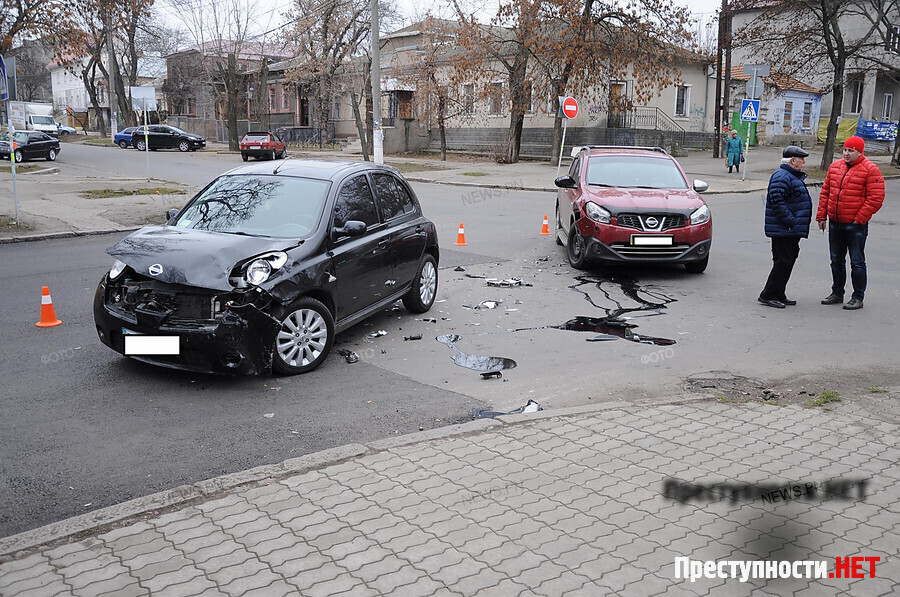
[165,0,263,150]
[735,0,900,169]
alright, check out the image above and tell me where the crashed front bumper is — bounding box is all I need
[93,278,280,375]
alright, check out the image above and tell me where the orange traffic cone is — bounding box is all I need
[454,222,468,246]
[36,286,62,327]
[540,214,551,235]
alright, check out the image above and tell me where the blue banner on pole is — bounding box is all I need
[0,55,8,100]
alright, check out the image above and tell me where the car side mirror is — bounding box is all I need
[334,220,367,237]
[693,180,709,193]
[555,175,577,189]
[166,208,180,222]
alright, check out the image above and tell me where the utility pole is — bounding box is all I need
[370,0,383,163]
[713,2,724,159]
[722,0,732,153]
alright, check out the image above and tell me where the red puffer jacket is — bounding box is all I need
[816,155,885,224]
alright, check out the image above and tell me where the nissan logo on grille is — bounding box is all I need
[645,217,659,228]
[148,264,164,276]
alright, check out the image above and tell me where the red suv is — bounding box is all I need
[555,146,712,273]
[240,131,287,161]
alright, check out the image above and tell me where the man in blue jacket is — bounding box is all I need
[758,146,813,308]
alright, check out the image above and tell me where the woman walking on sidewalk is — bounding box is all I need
[726,131,743,173]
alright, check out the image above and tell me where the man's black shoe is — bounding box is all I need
[821,293,843,305]
[758,297,786,309]
[843,298,864,310]
[780,298,797,306]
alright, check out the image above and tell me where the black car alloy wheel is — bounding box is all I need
[47,148,56,161]
[136,139,146,151]
[567,223,589,270]
[178,140,191,152]
[272,297,335,374]
[555,202,564,246]
[402,254,438,313]
[13,149,24,163]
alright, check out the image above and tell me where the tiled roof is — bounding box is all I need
[730,66,822,94]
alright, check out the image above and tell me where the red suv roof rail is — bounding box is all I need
[575,145,669,156]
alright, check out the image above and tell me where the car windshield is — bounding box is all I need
[169,127,190,135]
[31,116,56,126]
[585,155,688,189]
[174,174,331,239]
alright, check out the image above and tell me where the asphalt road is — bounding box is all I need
[2,146,899,539]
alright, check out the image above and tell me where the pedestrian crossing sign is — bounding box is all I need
[740,99,760,122]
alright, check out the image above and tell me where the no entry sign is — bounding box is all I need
[561,96,579,119]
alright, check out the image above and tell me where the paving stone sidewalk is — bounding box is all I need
[1,399,897,596]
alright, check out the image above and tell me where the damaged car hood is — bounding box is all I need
[586,188,703,211]
[107,226,295,290]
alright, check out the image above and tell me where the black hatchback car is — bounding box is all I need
[131,125,206,152]
[0,131,61,162]
[93,160,440,375]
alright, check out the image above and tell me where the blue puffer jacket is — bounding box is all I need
[765,164,812,238]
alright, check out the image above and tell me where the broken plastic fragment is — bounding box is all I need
[263,413,275,419]
[486,278,522,288]
[473,399,542,418]
[404,334,422,341]
[454,265,466,272]
[465,273,487,279]
[336,349,360,363]
[436,334,517,373]
[417,317,437,323]
[463,299,504,310]
[367,330,388,339]
[480,371,502,379]
[587,334,618,342]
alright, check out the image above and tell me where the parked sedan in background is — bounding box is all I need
[556,145,712,273]
[93,160,439,375]
[0,131,61,162]
[132,125,206,152]
[240,131,286,161]
[113,127,138,149]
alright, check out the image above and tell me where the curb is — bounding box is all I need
[0,227,138,245]
[0,397,714,560]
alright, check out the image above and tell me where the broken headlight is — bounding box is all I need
[243,251,288,286]
[584,201,611,224]
[109,259,127,281]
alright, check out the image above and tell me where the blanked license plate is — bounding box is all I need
[123,329,180,355]
[631,235,674,246]
[250,145,260,149]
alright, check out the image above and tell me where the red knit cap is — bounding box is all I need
[844,136,865,153]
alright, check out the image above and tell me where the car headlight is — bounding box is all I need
[584,201,611,224]
[109,259,127,280]
[690,205,711,225]
[243,251,288,285]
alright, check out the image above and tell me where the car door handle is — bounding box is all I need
[378,239,390,248]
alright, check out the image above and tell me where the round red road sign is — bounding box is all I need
[562,96,579,119]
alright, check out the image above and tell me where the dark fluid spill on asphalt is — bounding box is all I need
[436,334,517,372]
[562,274,677,345]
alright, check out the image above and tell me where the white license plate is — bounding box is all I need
[631,235,674,246]
[250,145,260,149]
[123,331,180,355]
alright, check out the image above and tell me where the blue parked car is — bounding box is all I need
[114,127,138,149]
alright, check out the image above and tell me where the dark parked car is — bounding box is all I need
[555,145,712,273]
[131,125,206,152]
[240,131,287,161]
[94,160,439,375]
[113,126,138,149]
[0,131,61,162]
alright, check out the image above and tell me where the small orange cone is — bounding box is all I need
[454,222,468,246]
[36,286,62,327]
[540,214,551,235]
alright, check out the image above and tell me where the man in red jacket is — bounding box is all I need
[816,136,885,310]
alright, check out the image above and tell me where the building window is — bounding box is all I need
[883,93,893,120]
[488,81,503,116]
[462,83,474,114]
[331,95,341,121]
[888,24,900,53]
[674,85,690,117]
[268,88,276,111]
[850,79,864,113]
[282,86,290,110]
[803,102,812,129]
[523,80,534,113]
[783,101,792,133]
